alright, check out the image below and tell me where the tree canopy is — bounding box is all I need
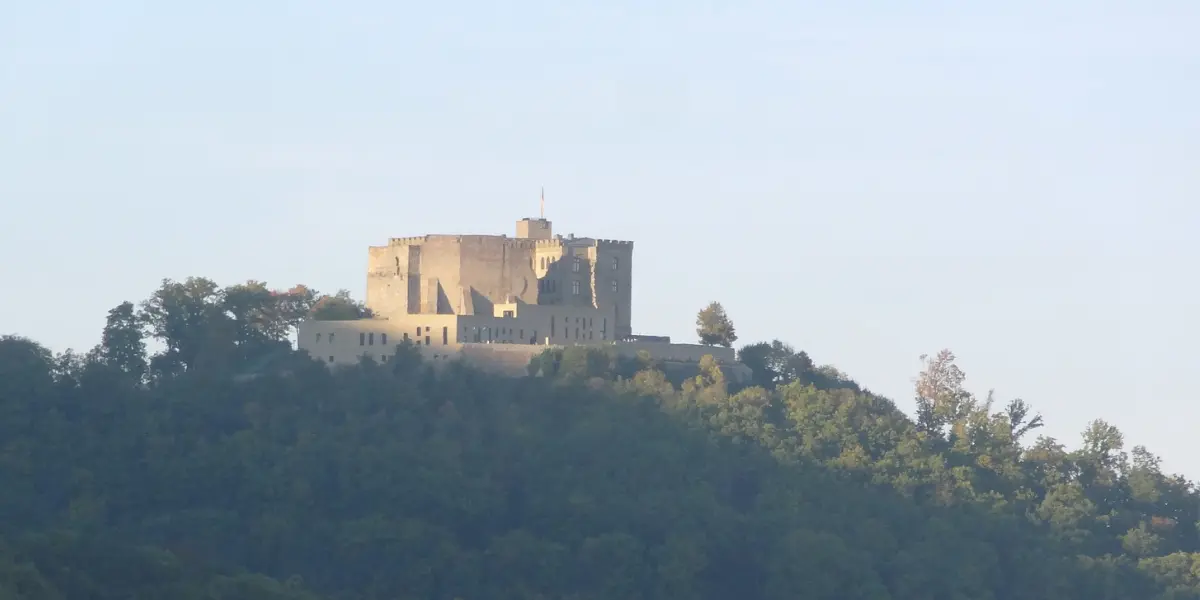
[696,301,737,348]
[0,277,1196,599]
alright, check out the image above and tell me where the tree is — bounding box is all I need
[310,290,372,321]
[695,301,737,348]
[913,349,976,439]
[93,301,147,381]
[138,277,228,376]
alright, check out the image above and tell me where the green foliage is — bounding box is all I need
[527,346,644,382]
[0,279,1197,599]
[310,290,372,321]
[695,301,737,347]
[737,339,862,393]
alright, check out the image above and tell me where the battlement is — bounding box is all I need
[595,239,634,247]
[387,234,631,249]
[388,234,540,247]
[528,238,633,248]
[388,235,430,246]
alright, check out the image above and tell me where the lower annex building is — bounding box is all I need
[298,216,745,377]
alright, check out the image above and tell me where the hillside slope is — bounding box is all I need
[0,278,1197,599]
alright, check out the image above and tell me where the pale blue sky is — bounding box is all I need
[2,1,1197,474]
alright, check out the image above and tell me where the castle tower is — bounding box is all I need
[516,217,553,240]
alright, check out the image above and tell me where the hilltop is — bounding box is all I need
[0,277,1197,599]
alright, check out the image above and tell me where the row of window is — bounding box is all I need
[315,313,610,355]
[537,255,621,272]
[464,315,608,344]
[538,279,621,295]
[313,327,450,348]
[356,326,450,347]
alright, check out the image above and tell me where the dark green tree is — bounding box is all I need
[309,289,372,321]
[93,301,147,381]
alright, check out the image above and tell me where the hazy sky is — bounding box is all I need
[2,2,1197,474]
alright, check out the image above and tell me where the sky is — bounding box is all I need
[2,1,1197,474]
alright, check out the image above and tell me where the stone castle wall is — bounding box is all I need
[366,224,634,337]
[300,216,733,381]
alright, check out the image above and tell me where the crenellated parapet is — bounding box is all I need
[388,235,430,246]
[387,235,631,249]
[594,239,633,247]
[388,234,550,250]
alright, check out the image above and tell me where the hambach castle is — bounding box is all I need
[298,216,746,378]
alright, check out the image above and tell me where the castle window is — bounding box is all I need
[359,332,365,346]
[368,332,375,345]
[612,256,619,270]
[572,281,580,295]
[381,333,388,345]
[611,279,618,292]
[329,333,334,343]
[541,257,546,269]
[572,257,581,272]
[442,326,448,345]
[315,333,322,343]
[503,310,514,318]
[395,256,401,275]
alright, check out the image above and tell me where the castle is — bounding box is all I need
[298,216,745,377]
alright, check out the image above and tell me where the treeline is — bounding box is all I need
[0,277,1197,599]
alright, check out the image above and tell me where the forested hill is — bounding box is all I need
[1,277,1198,599]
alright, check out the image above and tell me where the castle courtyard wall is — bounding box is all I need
[299,319,741,379]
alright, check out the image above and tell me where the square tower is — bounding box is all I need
[516,218,553,240]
